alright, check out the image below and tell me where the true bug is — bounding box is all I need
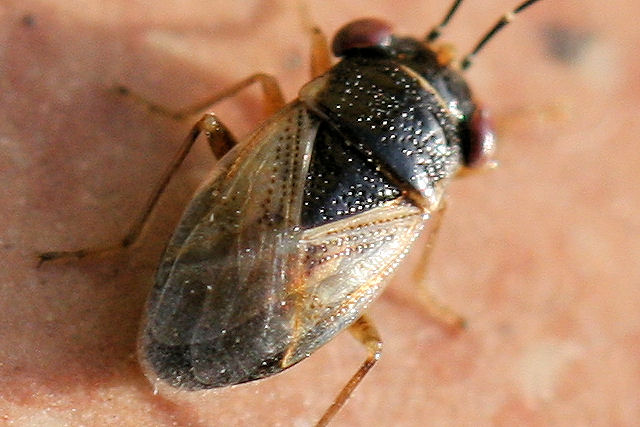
[40,0,545,425]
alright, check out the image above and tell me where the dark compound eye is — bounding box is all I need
[332,18,394,57]
[463,106,496,169]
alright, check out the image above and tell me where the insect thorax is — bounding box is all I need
[300,37,476,224]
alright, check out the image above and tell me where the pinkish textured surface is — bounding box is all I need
[1,1,638,426]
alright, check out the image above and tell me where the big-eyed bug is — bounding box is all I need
[39,1,545,425]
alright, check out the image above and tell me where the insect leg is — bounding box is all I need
[297,2,332,78]
[38,113,236,265]
[316,315,382,427]
[411,203,467,330]
[308,27,332,78]
[115,72,286,120]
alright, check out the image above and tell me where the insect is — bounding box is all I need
[40,0,545,425]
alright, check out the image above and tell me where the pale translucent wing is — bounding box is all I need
[146,102,319,385]
[143,101,427,388]
[282,199,426,366]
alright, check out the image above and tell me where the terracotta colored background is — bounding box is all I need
[1,0,638,425]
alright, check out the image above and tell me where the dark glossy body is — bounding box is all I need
[140,26,479,390]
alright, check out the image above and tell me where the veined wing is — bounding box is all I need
[282,199,426,367]
[141,101,427,389]
[143,102,320,387]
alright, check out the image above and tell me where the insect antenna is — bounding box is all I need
[426,0,464,42]
[460,0,544,70]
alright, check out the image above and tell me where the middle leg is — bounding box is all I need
[411,202,467,330]
[38,113,237,264]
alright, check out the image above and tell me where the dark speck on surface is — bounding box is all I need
[21,13,36,28]
[542,23,593,65]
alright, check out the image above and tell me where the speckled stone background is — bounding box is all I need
[1,1,638,426]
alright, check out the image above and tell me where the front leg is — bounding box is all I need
[115,73,285,120]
